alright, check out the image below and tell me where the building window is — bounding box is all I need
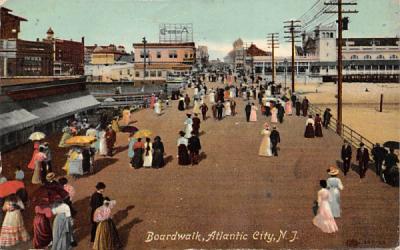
[150,71,156,77]
[135,71,140,77]
[184,53,188,58]
[119,70,122,75]
[145,71,149,77]
[377,55,385,59]
[157,51,161,58]
[157,71,162,77]
[140,51,149,58]
[350,55,358,60]
[169,51,177,58]
[364,55,372,60]
[389,54,398,59]
[330,33,333,38]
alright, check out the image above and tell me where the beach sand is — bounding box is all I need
[295,82,400,144]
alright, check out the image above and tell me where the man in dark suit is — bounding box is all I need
[323,108,332,129]
[270,126,281,156]
[295,99,301,116]
[302,97,309,117]
[216,101,224,120]
[90,182,106,242]
[245,102,252,122]
[356,142,370,178]
[341,140,352,176]
[277,102,285,123]
[371,143,387,176]
[290,94,297,108]
[188,131,202,165]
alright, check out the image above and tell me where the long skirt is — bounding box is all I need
[32,161,42,184]
[178,145,191,166]
[33,214,52,249]
[285,102,293,115]
[131,149,143,169]
[315,123,323,137]
[93,219,121,250]
[312,201,338,233]
[152,150,165,168]
[304,124,315,138]
[99,139,108,156]
[143,153,153,167]
[250,110,257,122]
[0,210,29,247]
[328,189,341,218]
[52,214,73,250]
[178,100,185,111]
[271,112,278,123]
[258,137,272,157]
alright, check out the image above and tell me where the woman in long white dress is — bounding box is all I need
[209,91,215,104]
[313,180,338,233]
[271,106,278,123]
[258,124,272,157]
[224,101,232,116]
[99,129,108,156]
[327,167,344,218]
[154,101,161,115]
[143,138,153,167]
[184,114,193,138]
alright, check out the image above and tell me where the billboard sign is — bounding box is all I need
[159,23,193,43]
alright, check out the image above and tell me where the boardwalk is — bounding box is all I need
[3,82,399,249]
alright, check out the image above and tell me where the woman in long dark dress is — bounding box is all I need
[314,114,323,137]
[131,138,144,169]
[152,136,165,168]
[304,115,315,138]
[177,131,190,166]
[178,95,185,111]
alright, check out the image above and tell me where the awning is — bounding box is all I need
[0,95,39,137]
[19,91,100,125]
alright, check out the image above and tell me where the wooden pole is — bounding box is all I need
[272,34,275,83]
[337,0,343,135]
[380,94,383,112]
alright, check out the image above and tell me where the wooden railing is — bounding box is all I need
[304,99,375,151]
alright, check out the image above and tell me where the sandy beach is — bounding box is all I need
[295,82,400,144]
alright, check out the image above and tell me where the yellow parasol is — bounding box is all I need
[29,132,46,141]
[65,136,96,146]
[133,129,153,139]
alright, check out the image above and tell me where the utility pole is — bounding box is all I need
[324,0,358,135]
[142,37,147,82]
[267,33,279,83]
[284,20,301,93]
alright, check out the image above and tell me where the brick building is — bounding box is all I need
[0,7,26,39]
[43,28,85,75]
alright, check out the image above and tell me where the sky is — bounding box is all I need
[2,0,399,59]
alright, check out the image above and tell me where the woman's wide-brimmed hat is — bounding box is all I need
[46,172,56,182]
[327,166,340,176]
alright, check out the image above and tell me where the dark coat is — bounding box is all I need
[356,148,370,163]
[188,136,201,153]
[270,130,280,145]
[371,146,387,161]
[90,192,104,221]
[152,141,165,168]
[341,145,352,160]
[245,104,251,114]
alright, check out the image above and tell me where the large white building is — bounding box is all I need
[247,25,400,82]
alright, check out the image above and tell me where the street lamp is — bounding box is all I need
[142,37,147,81]
[284,58,288,89]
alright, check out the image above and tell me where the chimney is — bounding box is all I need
[36,38,39,42]
[81,36,85,45]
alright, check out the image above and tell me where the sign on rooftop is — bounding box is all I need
[159,23,193,43]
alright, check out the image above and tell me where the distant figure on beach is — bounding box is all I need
[304,115,315,138]
[356,142,370,179]
[341,140,352,176]
[323,108,332,129]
